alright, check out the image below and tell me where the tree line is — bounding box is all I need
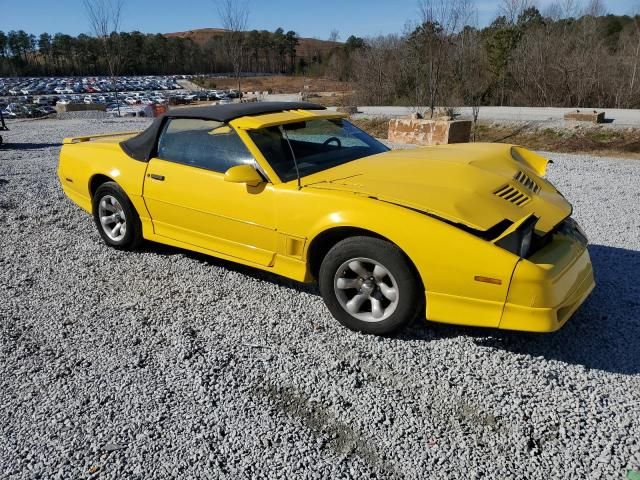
[337,1,640,109]
[2,0,639,110]
[0,28,306,77]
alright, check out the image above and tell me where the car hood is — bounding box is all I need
[302,143,571,234]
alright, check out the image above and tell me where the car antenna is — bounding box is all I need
[279,125,302,190]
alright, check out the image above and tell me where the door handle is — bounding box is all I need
[147,173,165,181]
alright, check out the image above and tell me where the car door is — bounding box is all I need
[143,118,278,267]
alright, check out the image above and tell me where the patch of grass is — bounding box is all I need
[350,118,389,139]
[542,127,564,138]
[351,118,639,159]
[475,122,640,159]
[305,93,354,107]
[192,75,351,94]
[584,129,622,143]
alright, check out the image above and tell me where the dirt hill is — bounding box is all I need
[164,28,341,61]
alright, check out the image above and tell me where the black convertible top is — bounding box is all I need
[168,101,325,122]
[120,101,326,161]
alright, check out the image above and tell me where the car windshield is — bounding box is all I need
[248,118,389,182]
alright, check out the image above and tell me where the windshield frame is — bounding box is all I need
[241,118,390,185]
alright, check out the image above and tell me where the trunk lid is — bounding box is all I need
[62,131,138,145]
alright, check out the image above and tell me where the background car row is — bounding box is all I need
[1,86,240,118]
[0,75,182,97]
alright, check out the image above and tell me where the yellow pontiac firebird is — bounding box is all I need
[57,102,595,335]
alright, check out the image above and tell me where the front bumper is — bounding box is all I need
[498,220,595,332]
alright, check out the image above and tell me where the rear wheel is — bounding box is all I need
[318,236,423,335]
[92,181,142,250]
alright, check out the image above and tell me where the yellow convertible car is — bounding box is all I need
[58,102,594,335]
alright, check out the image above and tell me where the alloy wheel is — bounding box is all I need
[98,194,127,242]
[333,257,399,322]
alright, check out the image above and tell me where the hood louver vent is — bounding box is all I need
[514,171,541,193]
[494,185,531,206]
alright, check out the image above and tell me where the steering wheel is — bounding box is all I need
[323,137,342,149]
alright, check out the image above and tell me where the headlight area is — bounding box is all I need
[498,216,594,332]
[558,217,588,245]
[494,214,538,258]
[493,216,588,260]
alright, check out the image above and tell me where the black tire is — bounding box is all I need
[92,181,143,250]
[318,236,423,335]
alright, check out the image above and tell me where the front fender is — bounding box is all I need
[277,187,520,327]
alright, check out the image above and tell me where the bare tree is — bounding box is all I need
[83,0,124,116]
[561,0,580,18]
[583,0,606,17]
[353,35,404,106]
[413,0,474,116]
[217,0,249,94]
[627,6,640,104]
[499,0,535,24]
[328,29,340,42]
[451,6,488,138]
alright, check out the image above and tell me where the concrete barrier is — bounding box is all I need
[388,118,471,145]
[261,93,303,102]
[55,103,106,113]
[564,110,605,123]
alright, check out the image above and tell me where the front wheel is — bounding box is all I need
[318,236,423,335]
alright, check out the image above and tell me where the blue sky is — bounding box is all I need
[2,0,636,39]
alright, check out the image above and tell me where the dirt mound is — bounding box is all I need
[164,28,341,63]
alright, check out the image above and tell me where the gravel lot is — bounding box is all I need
[1,117,639,479]
[351,106,640,127]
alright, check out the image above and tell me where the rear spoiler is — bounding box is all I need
[62,131,140,145]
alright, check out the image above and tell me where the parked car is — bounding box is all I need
[20,105,45,118]
[57,102,595,335]
[37,106,56,115]
[3,75,182,97]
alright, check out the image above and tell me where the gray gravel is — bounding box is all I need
[350,105,640,127]
[55,111,110,120]
[1,117,639,479]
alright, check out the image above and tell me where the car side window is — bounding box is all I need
[157,118,255,173]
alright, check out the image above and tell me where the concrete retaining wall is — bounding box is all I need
[388,118,471,145]
[564,110,605,123]
[55,103,106,113]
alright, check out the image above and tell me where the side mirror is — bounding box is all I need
[224,165,263,187]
